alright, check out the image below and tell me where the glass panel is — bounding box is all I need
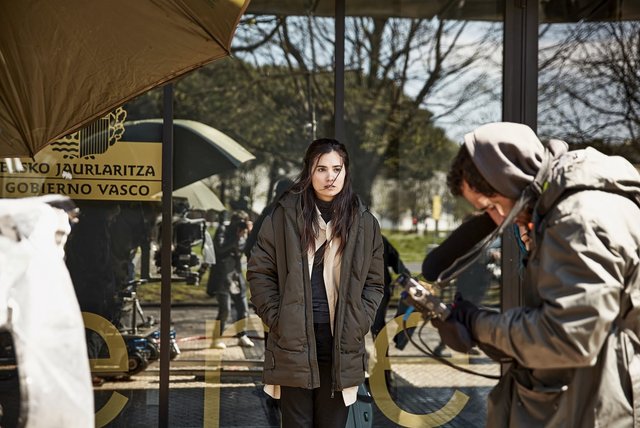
[346,7,504,428]
[0,1,507,426]
[538,2,640,159]
[147,2,504,427]
[0,92,165,426]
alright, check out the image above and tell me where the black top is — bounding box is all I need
[311,241,330,323]
[316,199,333,224]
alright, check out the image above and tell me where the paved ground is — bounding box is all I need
[92,300,500,428]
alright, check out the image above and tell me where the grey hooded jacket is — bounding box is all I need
[466,123,640,427]
[247,192,384,391]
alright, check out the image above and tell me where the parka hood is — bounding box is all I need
[537,147,640,215]
[434,123,568,284]
[277,190,299,209]
[464,122,568,199]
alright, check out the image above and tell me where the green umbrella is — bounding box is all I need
[154,180,226,212]
[122,119,255,190]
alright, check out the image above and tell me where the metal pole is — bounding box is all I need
[159,82,174,428]
[334,0,345,142]
[501,0,538,311]
[503,0,538,130]
[501,0,538,376]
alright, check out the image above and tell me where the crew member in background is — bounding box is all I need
[207,210,254,349]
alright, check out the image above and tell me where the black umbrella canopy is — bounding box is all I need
[0,0,249,157]
[122,119,255,189]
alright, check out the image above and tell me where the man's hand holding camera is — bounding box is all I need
[398,275,510,359]
[432,292,510,361]
[431,292,478,354]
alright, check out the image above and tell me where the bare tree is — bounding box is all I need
[232,15,502,206]
[538,20,640,159]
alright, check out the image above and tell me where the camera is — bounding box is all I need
[172,217,207,285]
[154,198,208,285]
[395,274,450,321]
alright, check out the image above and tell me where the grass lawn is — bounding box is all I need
[382,230,447,263]
[137,279,212,304]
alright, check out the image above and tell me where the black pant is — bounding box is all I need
[371,284,391,338]
[279,323,349,428]
[215,291,249,337]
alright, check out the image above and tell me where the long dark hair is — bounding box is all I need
[291,138,357,254]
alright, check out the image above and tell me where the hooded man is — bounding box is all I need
[437,122,640,427]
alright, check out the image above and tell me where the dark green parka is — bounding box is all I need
[247,192,384,391]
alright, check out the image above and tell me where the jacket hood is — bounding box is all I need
[277,190,299,209]
[464,122,568,199]
[537,147,640,215]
